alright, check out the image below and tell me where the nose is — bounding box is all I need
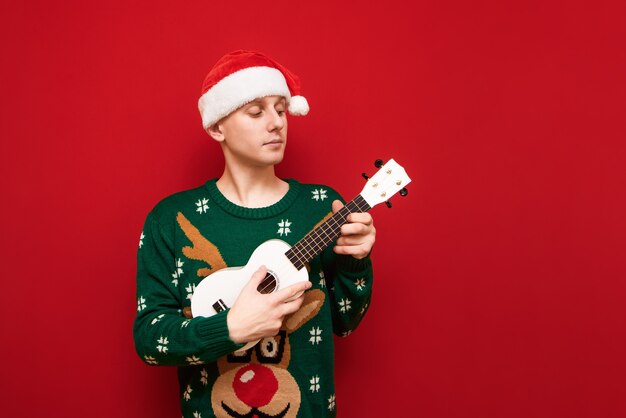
[267,108,285,131]
[232,364,279,408]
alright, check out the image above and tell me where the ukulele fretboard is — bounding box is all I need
[285,194,371,270]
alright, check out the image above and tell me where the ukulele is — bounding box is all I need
[191,158,411,349]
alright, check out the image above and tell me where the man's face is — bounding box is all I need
[214,95,288,168]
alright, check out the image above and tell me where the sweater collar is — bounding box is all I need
[204,178,301,219]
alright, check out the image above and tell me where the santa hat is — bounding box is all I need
[198,50,309,129]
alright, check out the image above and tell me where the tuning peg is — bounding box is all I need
[361,173,369,180]
[374,159,384,168]
[399,188,408,197]
[385,200,392,208]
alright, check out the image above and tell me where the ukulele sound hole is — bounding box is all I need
[257,270,278,294]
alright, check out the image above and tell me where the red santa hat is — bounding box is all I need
[198,50,309,129]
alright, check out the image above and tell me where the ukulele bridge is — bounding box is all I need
[212,299,228,313]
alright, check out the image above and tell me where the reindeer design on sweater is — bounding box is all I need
[211,289,325,417]
[177,211,327,417]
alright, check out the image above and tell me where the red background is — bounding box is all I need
[1,1,625,417]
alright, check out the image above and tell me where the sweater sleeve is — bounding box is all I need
[321,246,374,337]
[133,212,243,366]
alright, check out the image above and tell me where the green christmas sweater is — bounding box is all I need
[134,179,374,418]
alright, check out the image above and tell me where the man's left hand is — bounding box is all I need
[331,200,376,260]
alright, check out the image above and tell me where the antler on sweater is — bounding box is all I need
[176,212,227,277]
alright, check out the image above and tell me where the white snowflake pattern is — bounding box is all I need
[137,296,146,312]
[309,375,320,392]
[328,394,336,411]
[151,314,165,325]
[309,326,322,345]
[200,369,209,386]
[338,298,352,313]
[354,278,366,291]
[139,231,145,248]
[360,303,369,315]
[186,355,204,365]
[185,283,196,300]
[144,355,158,365]
[171,258,184,287]
[318,271,326,288]
[181,319,191,328]
[196,198,209,214]
[277,219,292,236]
[311,188,328,201]
[193,412,202,418]
[183,385,193,401]
[157,336,169,354]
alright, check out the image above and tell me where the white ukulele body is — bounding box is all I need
[191,239,309,318]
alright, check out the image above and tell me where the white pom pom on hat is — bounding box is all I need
[287,95,309,116]
[198,50,309,129]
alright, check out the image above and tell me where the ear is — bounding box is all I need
[206,123,225,142]
[283,289,325,333]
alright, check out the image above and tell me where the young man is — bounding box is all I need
[134,50,375,418]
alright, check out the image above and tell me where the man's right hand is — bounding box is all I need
[226,265,312,344]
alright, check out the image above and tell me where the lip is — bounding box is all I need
[221,401,291,418]
[263,139,284,146]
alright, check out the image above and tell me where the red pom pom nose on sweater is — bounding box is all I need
[233,364,279,408]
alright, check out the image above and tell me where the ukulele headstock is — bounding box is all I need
[360,159,411,208]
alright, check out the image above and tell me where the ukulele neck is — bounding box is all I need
[284,195,371,270]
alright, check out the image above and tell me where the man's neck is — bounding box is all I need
[216,165,289,208]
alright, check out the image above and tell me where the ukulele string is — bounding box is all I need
[255,202,363,295]
[256,207,350,294]
[255,225,335,294]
